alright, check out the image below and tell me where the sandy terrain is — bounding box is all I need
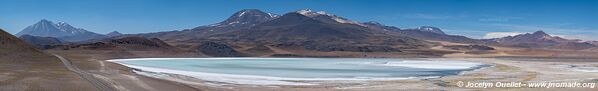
[48,50,202,91]
[44,44,598,91]
[135,58,597,91]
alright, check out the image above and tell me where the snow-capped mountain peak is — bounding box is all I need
[295,9,320,17]
[56,22,67,26]
[316,11,327,15]
[55,22,88,34]
[16,19,106,42]
[417,26,446,34]
[293,9,365,26]
[267,13,279,18]
[238,11,246,17]
[16,19,62,37]
[295,9,341,18]
[296,9,312,14]
[207,9,280,28]
[363,21,382,26]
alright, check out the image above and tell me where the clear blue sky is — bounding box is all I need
[1,0,597,40]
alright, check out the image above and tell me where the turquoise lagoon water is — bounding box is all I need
[109,58,488,85]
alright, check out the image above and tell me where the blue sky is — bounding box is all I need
[1,0,597,40]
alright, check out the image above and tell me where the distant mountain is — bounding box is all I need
[207,9,280,28]
[137,9,280,41]
[212,11,371,40]
[489,31,595,50]
[362,22,446,34]
[396,26,485,43]
[491,31,573,47]
[16,20,64,37]
[587,41,598,46]
[106,31,123,37]
[362,21,401,31]
[207,10,429,52]
[361,22,486,44]
[130,9,459,53]
[137,9,477,46]
[18,35,62,49]
[16,19,107,42]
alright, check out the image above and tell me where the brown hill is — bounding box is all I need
[490,31,595,50]
[55,36,181,52]
[18,34,62,49]
[45,36,199,58]
[1,31,44,57]
[195,41,245,57]
[0,29,96,90]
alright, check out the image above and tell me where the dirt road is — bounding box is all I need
[54,54,116,91]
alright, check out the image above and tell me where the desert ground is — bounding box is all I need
[45,45,598,91]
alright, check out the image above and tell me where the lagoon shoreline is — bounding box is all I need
[48,50,598,91]
[107,57,598,91]
[108,58,489,86]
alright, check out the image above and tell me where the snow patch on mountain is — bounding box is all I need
[295,9,365,27]
[16,19,107,42]
[208,9,279,28]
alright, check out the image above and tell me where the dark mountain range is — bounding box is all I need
[129,9,433,53]
[54,36,179,51]
[442,45,495,51]
[361,21,487,44]
[137,9,280,41]
[488,31,596,50]
[206,10,430,52]
[395,27,486,44]
[196,41,245,57]
[123,9,596,53]
[214,12,372,41]
[18,35,62,49]
[16,20,107,42]
[134,9,486,46]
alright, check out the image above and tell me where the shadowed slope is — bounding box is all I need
[0,28,97,90]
